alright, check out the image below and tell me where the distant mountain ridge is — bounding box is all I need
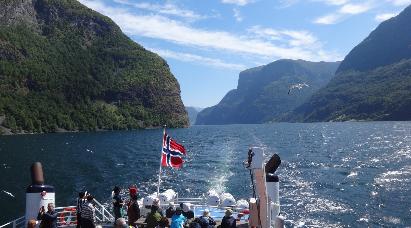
[185,106,203,126]
[0,0,188,134]
[289,5,411,122]
[196,60,339,125]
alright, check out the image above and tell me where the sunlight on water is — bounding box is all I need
[0,122,411,227]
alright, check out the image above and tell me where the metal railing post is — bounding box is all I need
[12,220,16,228]
[101,205,105,222]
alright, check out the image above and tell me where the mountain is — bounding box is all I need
[290,5,411,122]
[0,0,188,134]
[185,107,203,126]
[195,60,339,125]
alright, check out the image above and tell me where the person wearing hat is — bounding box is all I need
[112,186,124,222]
[220,209,236,228]
[182,203,194,219]
[144,204,162,228]
[166,202,175,218]
[127,186,140,226]
[171,206,186,228]
[152,198,164,216]
[197,209,216,228]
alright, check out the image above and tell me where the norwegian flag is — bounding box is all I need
[161,132,186,168]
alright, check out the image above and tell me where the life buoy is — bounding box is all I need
[59,207,77,226]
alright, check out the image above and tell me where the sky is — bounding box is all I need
[78,0,411,108]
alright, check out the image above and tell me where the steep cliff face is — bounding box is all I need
[337,5,411,73]
[0,0,38,27]
[0,0,188,133]
[290,5,411,122]
[195,60,339,125]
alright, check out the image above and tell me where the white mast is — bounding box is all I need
[156,126,166,197]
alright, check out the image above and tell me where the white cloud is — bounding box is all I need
[221,0,254,6]
[248,26,319,47]
[375,12,398,21]
[113,0,205,20]
[277,0,300,8]
[314,1,375,25]
[233,8,243,22]
[386,0,411,6]
[314,14,342,24]
[79,0,340,61]
[150,48,247,70]
[339,3,373,15]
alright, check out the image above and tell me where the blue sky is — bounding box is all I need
[79,0,410,108]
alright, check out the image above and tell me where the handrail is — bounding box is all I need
[1,199,115,228]
[0,216,25,228]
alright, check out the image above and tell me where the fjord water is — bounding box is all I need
[1,122,410,227]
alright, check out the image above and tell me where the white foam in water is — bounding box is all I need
[208,141,236,194]
[383,216,401,225]
[358,217,369,223]
[374,165,411,193]
[347,171,358,178]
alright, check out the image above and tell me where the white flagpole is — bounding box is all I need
[157,126,166,197]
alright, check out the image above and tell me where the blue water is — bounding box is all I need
[1,122,410,227]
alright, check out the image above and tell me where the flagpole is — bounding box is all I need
[157,125,166,197]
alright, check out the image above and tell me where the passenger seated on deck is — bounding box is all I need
[152,198,164,216]
[166,202,176,218]
[115,218,128,228]
[181,202,194,219]
[197,209,216,228]
[27,219,37,228]
[220,209,236,228]
[144,204,162,228]
[171,207,186,228]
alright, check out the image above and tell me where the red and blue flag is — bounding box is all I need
[161,132,186,168]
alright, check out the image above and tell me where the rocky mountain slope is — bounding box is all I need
[290,5,411,122]
[0,0,188,134]
[196,60,339,125]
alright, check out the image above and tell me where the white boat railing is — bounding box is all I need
[0,217,25,228]
[0,199,114,228]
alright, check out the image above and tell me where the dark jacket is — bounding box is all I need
[166,207,175,218]
[220,216,236,228]
[127,200,140,225]
[182,210,194,219]
[37,211,58,228]
[197,216,216,228]
[112,194,123,219]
